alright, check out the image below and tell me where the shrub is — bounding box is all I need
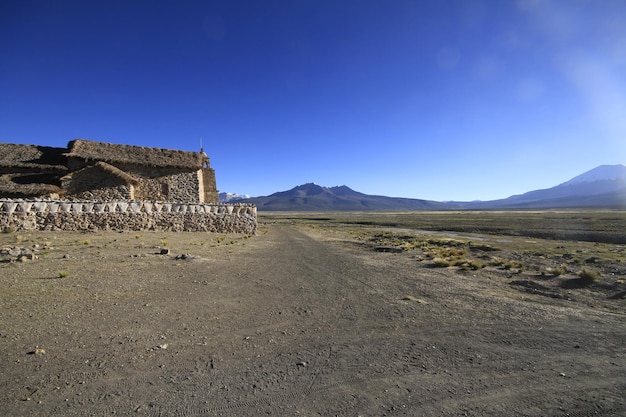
[490,257,505,267]
[546,267,565,277]
[454,259,484,270]
[578,269,600,285]
[502,260,522,270]
[432,257,451,267]
[58,271,69,278]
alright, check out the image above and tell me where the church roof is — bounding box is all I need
[0,143,67,171]
[0,182,61,196]
[60,161,141,185]
[66,139,207,170]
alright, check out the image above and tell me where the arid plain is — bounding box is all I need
[1,211,625,416]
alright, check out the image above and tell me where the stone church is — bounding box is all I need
[0,139,219,203]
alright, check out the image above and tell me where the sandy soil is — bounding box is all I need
[1,222,625,416]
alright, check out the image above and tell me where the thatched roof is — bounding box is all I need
[66,139,207,170]
[0,143,68,171]
[0,180,62,196]
[61,161,140,185]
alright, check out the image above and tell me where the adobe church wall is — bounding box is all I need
[64,160,205,203]
[0,199,257,234]
[62,171,133,201]
[66,185,132,201]
[200,167,219,203]
[117,164,202,203]
[166,172,201,202]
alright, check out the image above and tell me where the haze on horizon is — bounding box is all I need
[1,0,625,201]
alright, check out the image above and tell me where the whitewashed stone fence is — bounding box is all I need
[0,199,257,234]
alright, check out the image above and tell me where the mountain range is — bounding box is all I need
[230,164,626,211]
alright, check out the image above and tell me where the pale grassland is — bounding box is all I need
[259,210,626,282]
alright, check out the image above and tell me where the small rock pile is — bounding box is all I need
[0,246,40,262]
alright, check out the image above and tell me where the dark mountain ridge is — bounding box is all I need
[242,183,450,211]
[238,165,626,211]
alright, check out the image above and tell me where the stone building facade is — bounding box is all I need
[0,140,253,233]
[0,139,219,203]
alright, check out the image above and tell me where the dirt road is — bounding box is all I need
[1,224,625,416]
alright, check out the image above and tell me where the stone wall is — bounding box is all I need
[62,166,133,201]
[0,199,257,234]
[166,171,201,202]
[67,184,132,201]
[117,164,202,203]
[200,167,219,203]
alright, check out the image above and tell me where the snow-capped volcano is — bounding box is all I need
[474,164,626,209]
[219,192,250,203]
[559,164,626,186]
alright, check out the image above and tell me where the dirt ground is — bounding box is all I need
[1,219,625,416]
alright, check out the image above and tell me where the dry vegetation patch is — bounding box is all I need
[260,210,626,303]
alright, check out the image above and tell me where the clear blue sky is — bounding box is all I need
[1,0,625,201]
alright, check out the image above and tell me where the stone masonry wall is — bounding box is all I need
[166,171,200,202]
[116,164,202,203]
[67,184,132,201]
[0,199,257,234]
[61,164,133,201]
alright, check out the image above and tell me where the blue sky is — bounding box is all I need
[1,0,625,201]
